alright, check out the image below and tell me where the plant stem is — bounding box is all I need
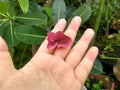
[0,12,7,17]
[101,57,120,61]
[105,0,110,37]
[0,19,7,27]
[90,0,105,46]
[19,44,27,69]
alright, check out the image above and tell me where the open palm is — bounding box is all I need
[0,16,98,90]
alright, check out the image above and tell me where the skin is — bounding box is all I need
[0,16,98,90]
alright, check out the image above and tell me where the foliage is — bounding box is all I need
[0,0,120,89]
[0,0,93,68]
[52,0,66,24]
[91,59,103,74]
[85,78,103,90]
[18,0,29,13]
[0,0,91,46]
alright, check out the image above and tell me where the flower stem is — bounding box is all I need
[19,44,27,69]
[90,0,105,46]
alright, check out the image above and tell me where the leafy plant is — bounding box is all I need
[0,1,48,46]
[91,59,103,74]
[0,0,93,68]
[85,78,103,90]
[18,0,29,13]
[0,0,120,89]
[0,0,92,47]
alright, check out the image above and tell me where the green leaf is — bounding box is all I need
[29,2,43,13]
[52,0,66,24]
[65,6,75,20]
[0,19,9,35]
[68,3,92,24]
[8,46,14,57]
[2,21,20,46]
[43,7,52,19]
[8,1,17,16]
[0,1,9,15]
[16,12,48,25]
[14,25,47,44]
[18,0,29,13]
[0,0,9,1]
[91,59,103,74]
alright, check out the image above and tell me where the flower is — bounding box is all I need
[111,83,115,90]
[47,31,72,49]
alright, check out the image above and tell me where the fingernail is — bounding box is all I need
[74,16,81,22]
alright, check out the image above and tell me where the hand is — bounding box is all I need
[0,16,98,90]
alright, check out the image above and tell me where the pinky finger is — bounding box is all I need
[75,46,99,85]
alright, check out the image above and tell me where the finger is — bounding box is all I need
[36,19,66,54]
[75,46,98,85]
[65,29,94,68]
[0,36,8,51]
[0,37,16,81]
[54,16,81,58]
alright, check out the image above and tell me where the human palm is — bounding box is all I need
[0,16,98,90]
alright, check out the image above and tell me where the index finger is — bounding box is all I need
[37,19,67,54]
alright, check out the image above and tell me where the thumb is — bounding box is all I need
[0,37,16,81]
[0,36,8,51]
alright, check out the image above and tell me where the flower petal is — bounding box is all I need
[47,42,58,49]
[58,35,72,48]
[56,31,64,40]
[47,32,56,42]
[47,31,72,49]
[55,31,72,48]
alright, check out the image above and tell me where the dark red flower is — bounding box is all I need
[47,31,72,49]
